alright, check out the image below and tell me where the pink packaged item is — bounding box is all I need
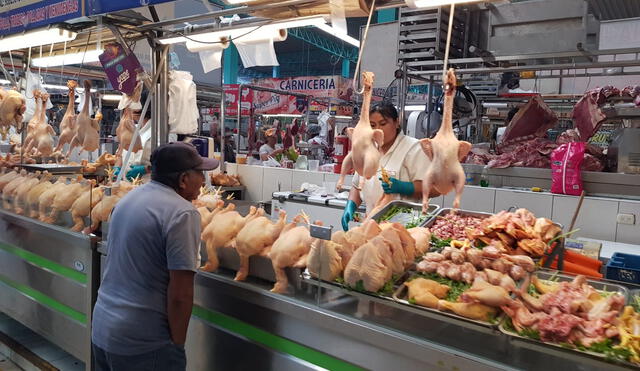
[551,142,585,196]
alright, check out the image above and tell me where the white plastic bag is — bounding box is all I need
[23,70,53,122]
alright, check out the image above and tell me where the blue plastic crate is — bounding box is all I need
[606,252,640,284]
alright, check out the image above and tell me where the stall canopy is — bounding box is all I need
[0,0,175,36]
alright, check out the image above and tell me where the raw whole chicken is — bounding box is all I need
[55,81,77,152]
[419,69,472,211]
[70,181,104,232]
[197,199,224,230]
[336,71,383,190]
[380,222,416,266]
[26,172,53,218]
[210,173,241,187]
[44,178,87,223]
[67,80,102,156]
[234,210,287,281]
[2,170,28,208]
[0,168,20,191]
[33,93,55,157]
[344,234,394,292]
[307,240,344,282]
[12,171,42,214]
[409,227,432,256]
[437,300,496,321]
[0,88,27,131]
[116,82,143,157]
[201,205,263,272]
[268,215,316,293]
[86,181,135,233]
[22,90,42,154]
[38,177,70,221]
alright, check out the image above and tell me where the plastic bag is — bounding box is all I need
[551,142,585,196]
[23,70,53,122]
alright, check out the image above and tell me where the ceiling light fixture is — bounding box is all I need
[0,27,77,53]
[261,114,304,118]
[405,0,484,9]
[102,94,123,101]
[32,49,102,67]
[314,24,360,47]
[42,83,97,93]
[158,15,327,45]
[405,105,427,111]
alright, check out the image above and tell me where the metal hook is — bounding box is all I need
[352,0,377,95]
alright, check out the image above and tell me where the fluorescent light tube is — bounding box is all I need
[32,49,102,67]
[102,94,122,101]
[261,114,304,118]
[315,24,359,47]
[334,115,354,119]
[42,83,97,93]
[405,105,426,111]
[0,79,10,85]
[159,16,327,45]
[405,0,484,8]
[0,27,77,53]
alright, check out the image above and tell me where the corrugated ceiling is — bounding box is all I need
[588,0,640,20]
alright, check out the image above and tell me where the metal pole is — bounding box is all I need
[219,55,226,173]
[427,75,434,138]
[159,53,169,145]
[305,95,311,138]
[151,50,159,152]
[237,85,242,153]
[399,63,407,133]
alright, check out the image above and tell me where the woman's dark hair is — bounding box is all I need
[370,102,399,122]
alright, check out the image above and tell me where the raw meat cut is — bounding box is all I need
[307,240,344,282]
[501,95,558,143]
[336,71,383,190]
[419,69,472,211]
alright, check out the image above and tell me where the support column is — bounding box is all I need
[377,8,397,23]
[272,65,280,78]
[223,44,239,84]
[341,59,350,78]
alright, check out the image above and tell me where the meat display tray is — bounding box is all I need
[216,246,301,285]
[497,270,633,368]
[20,163,82,174]
[421,208,494,230]
[392,275,501,330]
[369,200,438,227]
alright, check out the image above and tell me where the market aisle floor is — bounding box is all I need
[0,312,83,371]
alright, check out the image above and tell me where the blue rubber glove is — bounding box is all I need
[380,177,415,195]
[113,166,121,178]
[341,200,357,231]
[126,165,147,181]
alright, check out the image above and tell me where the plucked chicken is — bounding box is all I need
[38,177,71,221]
[0,168,20,191]
[419,69,472,211]
[336,71,383,190]
[12,171,43,214]
[201,205,263,272]
[307,239,345,282]
[26,173,53,218]
[22,90,42,154]
[115,82,143,157]
[33,93,55,157]
[0,88,27,131]
[44,178,87,223]
[406,278,450,300]
[69,181,104,232]
[210,173,242,187]
[234,210,287,281]
[409,227,432,256]
[87,181,135,233]
[269,215,316,293]
[344,234,393,292]
[67,80,102,156]
[2,170,28,208]
[55,81,77,152]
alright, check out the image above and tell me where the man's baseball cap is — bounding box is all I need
[151,142,219,174]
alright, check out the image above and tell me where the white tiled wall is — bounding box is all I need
[552,196,619,241]
[494,189,554,218]
[443,186,495,213]
[616,201,640,245]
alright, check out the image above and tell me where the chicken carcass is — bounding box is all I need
[26,172,53,218]
[336,72,383,190]
[12,171,42,214]
[22,90,42,155]
[2,169,28,209]
[0,88,27,131]
[460,278,514,307]
[307,240,344,282]
[115,82,143,157]
[344,234,393,293]
[409,227,431,256]
[437,300,497,321]
[67,80,101,156]
[33,93,55,157]
[201,205,263,272]
[86,182,134,232]
[419,69,472,211]
[69,181,104,232]
[380,222,416,269]
[0,168,20,191]
[234,210,287,281]
[38,177,70,221]
[406,278,450,299]
[44,178,87,223]
[268,216,316,293]
[55,81,77,152]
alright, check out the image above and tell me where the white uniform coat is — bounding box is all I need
[352,132,430,214]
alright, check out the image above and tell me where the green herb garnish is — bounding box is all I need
[504,317,540,340]
[415,272,470,302]
[586,339,632,362]
[430,236,453,250]
[408,298,417,305]
[335,277,345,285]
[632,295,640,312]
[528,284,539,296]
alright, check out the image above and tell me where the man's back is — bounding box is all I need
[92,181,200,355]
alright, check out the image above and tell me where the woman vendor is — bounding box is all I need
[259,128,284,162]
[341,103,435,231]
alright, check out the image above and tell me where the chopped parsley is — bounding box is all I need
[414,272,470,302]
[408,298,417,305]
[430,236,453,251]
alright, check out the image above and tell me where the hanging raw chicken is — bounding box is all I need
[23,90,42,155]
[67,80,102,156]
[55,81,78,152]
[0,88,27,133]
[33,93,55,157]
[116,81,143,157]
[336,71,382,190]
[419,69,472,211]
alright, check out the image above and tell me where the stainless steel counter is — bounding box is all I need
[0,209,98,371]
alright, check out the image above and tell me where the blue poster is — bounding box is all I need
[85,0,174,16]
[0,0,82,36]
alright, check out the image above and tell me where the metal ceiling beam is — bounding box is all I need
[288,27,359,63]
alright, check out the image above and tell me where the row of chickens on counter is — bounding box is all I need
[0,166,139,232]
[0,80,145,162]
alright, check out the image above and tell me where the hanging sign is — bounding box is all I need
[0,0,82,36]
[85,0,175,16]
[99,42,144,95]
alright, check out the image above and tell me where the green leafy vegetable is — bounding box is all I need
[354,280,366,292]
[585,339,632,362]
[378,206,428,229]
[519,327,541,341]
[335,277,345,285]
[408,298,417,305]
[415,272,470,302]
[345,276,397,296]
[528,284,539,297]
[430,236,453,250]
[632,295,640,312]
